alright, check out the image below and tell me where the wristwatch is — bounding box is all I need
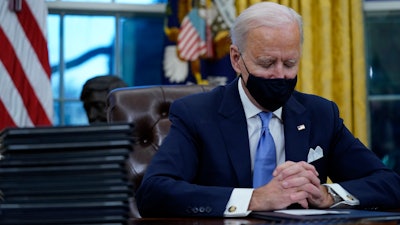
[326,185,343,205]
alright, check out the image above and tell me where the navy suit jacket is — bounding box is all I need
[136,77,400,217]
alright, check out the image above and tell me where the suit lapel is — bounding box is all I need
[218,78,252,187]
[283,94,311,162]
[216,84,312,185]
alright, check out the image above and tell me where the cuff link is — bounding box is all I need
[228,206,237,212]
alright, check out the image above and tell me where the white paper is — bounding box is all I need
[275,209,350,216]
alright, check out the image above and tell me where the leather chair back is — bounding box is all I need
[106,85,214,217]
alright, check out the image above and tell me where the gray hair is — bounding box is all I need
[230,2,303,51]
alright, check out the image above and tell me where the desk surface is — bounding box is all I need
[129,217,398,225]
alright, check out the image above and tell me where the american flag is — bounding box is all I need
[0,0,53,131]
[177,8,208,61]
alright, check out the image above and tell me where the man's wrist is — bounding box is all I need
[323,183,359,208]
[325,185,343,205]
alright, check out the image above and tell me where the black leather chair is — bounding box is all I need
[106,85,214,217]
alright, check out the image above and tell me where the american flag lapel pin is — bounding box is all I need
[297,124,305,131]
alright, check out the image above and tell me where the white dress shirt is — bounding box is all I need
[223,78,358,217]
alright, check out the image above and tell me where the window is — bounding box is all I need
[365,0,400,174]
[47,0,166,125]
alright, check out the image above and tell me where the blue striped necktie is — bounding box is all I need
[253,112,276,188]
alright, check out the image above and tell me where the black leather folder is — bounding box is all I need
[251,209,400,223]
[0,123,134,224]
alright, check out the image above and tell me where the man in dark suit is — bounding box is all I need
[136,2,400,217]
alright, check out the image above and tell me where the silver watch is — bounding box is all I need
[326,186,343,204]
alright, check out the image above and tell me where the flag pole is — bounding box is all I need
[8,0,22,12]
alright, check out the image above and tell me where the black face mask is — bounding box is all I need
[246,74,297,112]
[240,54,297,111]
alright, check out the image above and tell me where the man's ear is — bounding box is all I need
[230,45,242,74]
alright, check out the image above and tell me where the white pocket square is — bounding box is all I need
[307,146,323,163]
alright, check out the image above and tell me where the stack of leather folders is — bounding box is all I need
[0,145,4,205]
[0,123,134,225]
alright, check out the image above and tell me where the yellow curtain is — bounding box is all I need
[235,0,368,145]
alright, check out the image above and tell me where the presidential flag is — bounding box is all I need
[162,0,237,86]
[0,0,53,131]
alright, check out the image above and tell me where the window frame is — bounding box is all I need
[47,1,166,125]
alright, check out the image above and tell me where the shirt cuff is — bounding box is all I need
[223,188,253,217]
[323,183,360,208]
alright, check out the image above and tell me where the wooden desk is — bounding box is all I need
[128,217,399,225]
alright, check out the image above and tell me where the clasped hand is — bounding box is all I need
[249,161,333,211]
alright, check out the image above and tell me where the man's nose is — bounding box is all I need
[271,64,285,78]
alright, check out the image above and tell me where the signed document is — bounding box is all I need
[275,209,350,216]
